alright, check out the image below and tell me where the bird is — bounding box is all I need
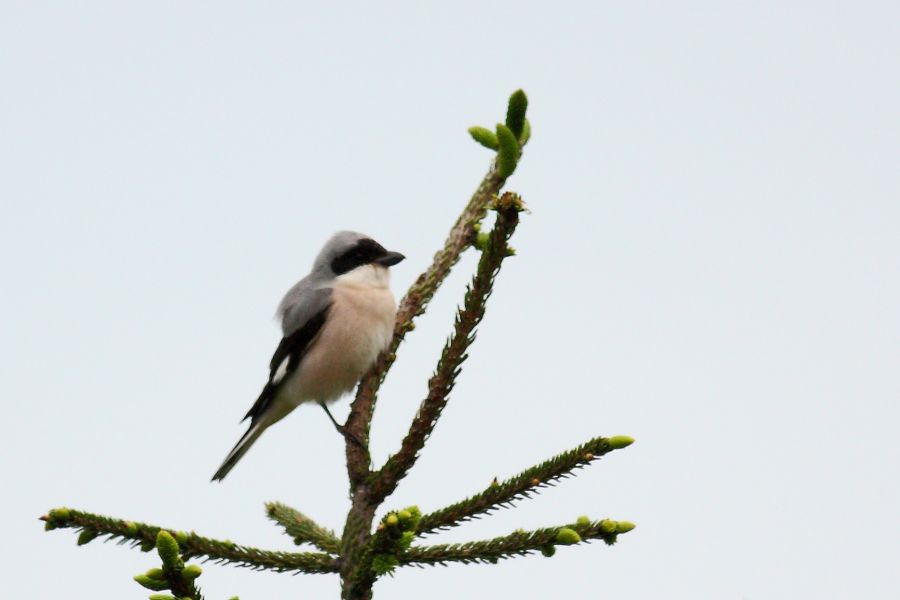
[211,231,405,481]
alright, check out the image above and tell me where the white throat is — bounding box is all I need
[335,263,391,288]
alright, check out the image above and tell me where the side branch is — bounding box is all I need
[42,508,339,574]
[416,435,635,536]
[372,193,524,502]
[399,519,636,567]
[344,163,505,484]
[266,502,341,554]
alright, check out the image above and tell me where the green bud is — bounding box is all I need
[385,514,399,527]
[468,126,499,150]
[181,564,202,581]
[398,509,412,523]
[616,521,636,533]
[147,595,177,600]
[474,231,490,251]
[607,435,635,449]
[519,119,531,145]
[576,515,590,527]
[228,597,240,600]
[174,531,188,545]
[155,531,183,571]
[125,521,139,536]
[223,539,236,549]
[599,519,617,534]
[77,528,98,546]
[145,568,165,579]
[554,527,582,545]
[133,574,169,591]
[540,544,556,557]
[44,520,57,531]
[505,245,516,257]
[49,508,71,521]
[505,89,528,138]
[495,124,520,178]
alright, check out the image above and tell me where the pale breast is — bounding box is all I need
[286,269,396,403]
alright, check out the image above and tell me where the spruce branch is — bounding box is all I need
[344,165,505,482]
[343,89,528,486]
[372,193,525,503]
[415,435,635,536]
[341,193,525,598]
[338,91,531,599]
[265,502,340,554]
[398,518,636,567]
[41,508,339,574]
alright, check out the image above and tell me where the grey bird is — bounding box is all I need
[212,232,405,481]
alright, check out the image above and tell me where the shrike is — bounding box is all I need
[212,231,404,481]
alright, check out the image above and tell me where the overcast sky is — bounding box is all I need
[3,2,898,599]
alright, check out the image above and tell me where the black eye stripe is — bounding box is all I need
[330,239,387,275]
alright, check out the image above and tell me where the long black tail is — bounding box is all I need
[211,420,267,481]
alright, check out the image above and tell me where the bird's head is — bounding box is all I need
[316,231,405,277]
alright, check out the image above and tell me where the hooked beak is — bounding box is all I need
[376,251,405,267]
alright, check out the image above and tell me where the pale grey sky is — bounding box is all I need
[3,2,898,599]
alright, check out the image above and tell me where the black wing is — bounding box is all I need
[242,305,330,423]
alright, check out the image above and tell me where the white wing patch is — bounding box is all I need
[271,356,290,384]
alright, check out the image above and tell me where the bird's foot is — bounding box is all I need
[335,424,366,449]
[318,401,365,449]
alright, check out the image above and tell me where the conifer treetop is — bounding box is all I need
[41,90,636,600]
